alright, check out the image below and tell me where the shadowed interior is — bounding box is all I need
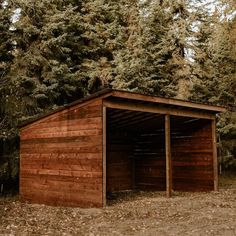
[106,108,214,195]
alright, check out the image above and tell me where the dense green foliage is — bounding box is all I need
[0,0,20,189]
[190,0,236,170]
[0,0,235,191]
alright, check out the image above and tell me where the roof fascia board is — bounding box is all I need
[111,90,226,113]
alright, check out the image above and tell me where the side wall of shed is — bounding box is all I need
[20,99,103,207]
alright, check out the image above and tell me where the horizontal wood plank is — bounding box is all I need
[20,99,103,208]
[21,129,103,140]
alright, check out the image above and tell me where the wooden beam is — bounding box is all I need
[212,119,219,191]
[102,106,107,207]
[111,90,226,113]
[110,113,158,129]
[109,112,145,126]
[165,115,172,197]
[108,110,135,123]
[103,100,215,120]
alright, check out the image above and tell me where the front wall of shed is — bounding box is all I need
[20,99,103,207]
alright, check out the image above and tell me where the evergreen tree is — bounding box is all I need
[79,0,124,93]
[0,0,17,139]
[214,18,236,108]
[0,0,13,78]
[140,1,173,96]
[191,0,235,107]
[111,1,157,94]
[190,15,218,103]
[214,16,236,170]
[112,0,194,97]
[11,0,86,110]
[11,0,130,108]
[191,1,236,170]
[0,0,19,189]
[141,0,192,97]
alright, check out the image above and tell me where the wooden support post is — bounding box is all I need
[165,114,172,197]
[212,119,219,191]
[102,106,107,207]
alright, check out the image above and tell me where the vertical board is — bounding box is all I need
[102,106,107,206]
[165,115,172,197]
[20,99,103,207]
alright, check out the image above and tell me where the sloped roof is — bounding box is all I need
[19,89,226,128]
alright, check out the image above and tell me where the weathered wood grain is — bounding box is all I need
[20,99,103,207]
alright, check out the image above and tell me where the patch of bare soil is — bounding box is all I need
[0,175,236,236]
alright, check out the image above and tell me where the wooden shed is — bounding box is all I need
[20,89,225,207]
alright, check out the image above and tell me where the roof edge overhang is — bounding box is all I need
[109,90,226,113]
[19,89,226,129]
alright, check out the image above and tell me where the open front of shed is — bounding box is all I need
[19,89,226,208]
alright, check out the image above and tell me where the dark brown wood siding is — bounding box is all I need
[106,132,133,192]
[20,99,103,207]
[106,116,215,193]
[20,90,221,207]
[171,119,214,191]
[134,131,166,191]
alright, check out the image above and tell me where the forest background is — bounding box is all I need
[0,0,235,191]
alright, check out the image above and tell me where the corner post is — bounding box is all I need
[102,106,107,207]
[212,118,219,191]
[165,114,172,197]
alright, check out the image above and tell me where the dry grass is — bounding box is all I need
[0,175,236,236]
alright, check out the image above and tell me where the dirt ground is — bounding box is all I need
[0,175,236,236]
